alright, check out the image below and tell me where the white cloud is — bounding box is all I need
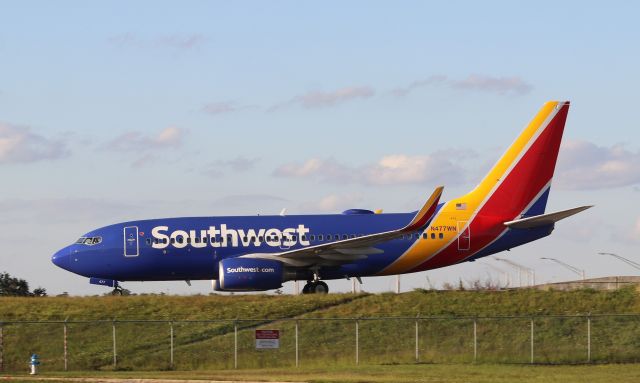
[201,101,255,116]
[391,74,532,97]
[451,74,532,95]
[274,152,466,186]
[203,156,259,177]
[212,194,288,208]
[362,154,461,185]
[555,140,640,190]
[158,34,207,50]
[106,127,186,152]
[105,127,187,167]
[299,193,364,213]
[270,86,375,111]
[0,122,69,164]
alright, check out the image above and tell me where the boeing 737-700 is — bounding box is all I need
[52,101,591,294]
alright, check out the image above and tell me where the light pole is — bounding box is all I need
[540,257,586,280]
[480,262,511,287]
[598,252,640,271]
[495,258,535,287]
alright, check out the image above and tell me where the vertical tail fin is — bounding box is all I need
[379,101,571,275]
[460,101,570,219]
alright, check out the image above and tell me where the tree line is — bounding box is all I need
[0,272,47,296]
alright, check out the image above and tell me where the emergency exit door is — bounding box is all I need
[457,221,470,251]
[124,226,139,257]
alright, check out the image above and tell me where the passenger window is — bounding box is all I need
[258,236,264,242]
[163,238,168,244]
[194,237,200,243]
[439,233,444,239]
[422,233,427,239]
[318,235,323,241]
[342,235,348,240]
[146,238,151,245]
[170,238,175,244]
[350,234,356,239]
[431,233,435,239]
[310,235,315,241]
[302,235,307,241]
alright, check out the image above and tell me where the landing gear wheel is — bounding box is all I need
[312,281,329,294]
[303,281,329,294]
[111,283,123,296]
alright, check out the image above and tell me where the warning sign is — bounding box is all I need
[255,329,280,349]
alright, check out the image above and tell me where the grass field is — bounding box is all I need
[4,364,640,383]
[1,288,640,372]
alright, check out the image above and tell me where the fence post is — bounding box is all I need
[63,320,68,371]
[295,320,299,367]
[0,322,3,372]
[530,318,534,364]
[355,319,359,366]
[234,321,238,369]
[415,318,419,363]
[587,315,591,363]
[473,319,477,363]
[170,321,174,369]
[112,320,117,368]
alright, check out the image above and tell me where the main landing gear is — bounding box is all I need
[302,280,329,294]
[302,271,329,294]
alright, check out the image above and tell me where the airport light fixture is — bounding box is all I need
[540,257,586,280]
[494,258,535,287]
[598,252,640,271]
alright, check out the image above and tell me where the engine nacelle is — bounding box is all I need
[217,258,284,291]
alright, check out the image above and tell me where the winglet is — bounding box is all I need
[403,186,444,232]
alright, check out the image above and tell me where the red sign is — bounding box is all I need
[255,329,280,349]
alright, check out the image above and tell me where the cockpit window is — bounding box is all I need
[76,236,102,246]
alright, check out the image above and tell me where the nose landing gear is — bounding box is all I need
[111,282,124,296]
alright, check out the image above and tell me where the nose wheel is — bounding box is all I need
[302,280,329,294]
[111,282,124,296]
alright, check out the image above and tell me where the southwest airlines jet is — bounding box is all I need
[52,101,590,294]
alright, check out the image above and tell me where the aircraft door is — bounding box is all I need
[279,233,292,250]
[124,226,139,257]
[457,221,470,251]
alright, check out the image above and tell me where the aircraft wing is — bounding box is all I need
[239,186,444,267]
[503,205,593,229]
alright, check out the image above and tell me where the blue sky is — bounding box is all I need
[1,1,639,295]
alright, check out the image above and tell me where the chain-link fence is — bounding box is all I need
[1,314,640,371]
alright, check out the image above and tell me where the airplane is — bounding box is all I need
[52,101,591,294]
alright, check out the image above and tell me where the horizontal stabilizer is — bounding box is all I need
[504,206,593,229]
